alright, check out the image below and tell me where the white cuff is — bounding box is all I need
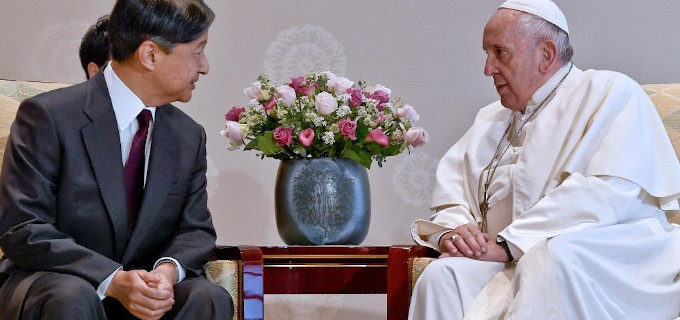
[97,266,122,300]
[153,257,186,283]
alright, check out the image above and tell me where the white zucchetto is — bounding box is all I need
[499,0,569,34]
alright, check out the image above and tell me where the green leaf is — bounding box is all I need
[343,149,372,169]
[356,122,369,141]
[258,131,282,156]
[243,139,259,151]
[382,143,403,156]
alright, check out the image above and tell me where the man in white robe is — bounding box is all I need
[408,1,680,319]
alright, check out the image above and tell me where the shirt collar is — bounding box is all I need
[103,62,156,131]
[524,62,573,114]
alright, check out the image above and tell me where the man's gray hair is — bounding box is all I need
[515,12,574,63]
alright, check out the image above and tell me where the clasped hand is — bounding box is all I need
[105,265,177,320]
[438,223,510,263]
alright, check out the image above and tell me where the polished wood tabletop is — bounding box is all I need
[260,245,390,294]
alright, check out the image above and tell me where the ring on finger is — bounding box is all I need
[450,235,459,242]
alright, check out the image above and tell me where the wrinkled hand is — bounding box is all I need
[438,223,488,259]
[105,269,174,320]
[473,241,511,263]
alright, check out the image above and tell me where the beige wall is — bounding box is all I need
[1,1,679,318]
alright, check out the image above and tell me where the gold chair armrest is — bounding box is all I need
[206,246,263,320]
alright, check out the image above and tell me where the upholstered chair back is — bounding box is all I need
[0,80,71,259]
[643,83,680,225]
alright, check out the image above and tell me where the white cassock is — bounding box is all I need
[409,63,680,320]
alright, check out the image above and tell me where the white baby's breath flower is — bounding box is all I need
[392,129,404,142]
[365,98,378,109]
[311,114,327,127]
[248,99,260,108]
[370,114,381,124]
[322,131,335,145]
[337,93,351,104]
[336,105,350,118]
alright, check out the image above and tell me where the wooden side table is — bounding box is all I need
[213,245,434,320]
[259,245,431,320]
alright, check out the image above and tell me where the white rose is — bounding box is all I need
[396,104,420,122]
[321,71,337,81]
[220,120,245,148]
[315,91,338,115]
[329,76,354,95]
[365,84,392,95]
[243,81,270,101]
[406,127,429,147]
[276,85,296,106]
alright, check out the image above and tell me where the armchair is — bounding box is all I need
[389,82,680,319]
[0,79,264,320]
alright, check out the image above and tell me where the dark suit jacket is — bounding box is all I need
[0,73,217,318]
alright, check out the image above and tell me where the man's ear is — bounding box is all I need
[137,40,160,71]
[538,39,558,74]
[86,62,100,79]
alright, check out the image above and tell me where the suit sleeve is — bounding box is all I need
[0,99,120,286]
[156,126,216,277]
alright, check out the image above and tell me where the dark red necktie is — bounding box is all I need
[125,109,152,235]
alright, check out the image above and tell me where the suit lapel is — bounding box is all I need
[80,74,128,260]
[123,107,179,263]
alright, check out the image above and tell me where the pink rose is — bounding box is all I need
[289,77,304,91]
[276,85,296,106]
[298,128,315,147]
[396,104,420,122]
[315,92,338,115]
[289,76,316,96]
[406,127,429,147]
[263,97,276,111]
[347,87,363,107]
[369,90,390,104]
[243,81,270,101]
[220,120,245,147]
[338,119,357,140]
[366,84,391,110]
[273,127,293,146]
[365,128,389,146]
[225,106,245,122]
[329,76,354,95]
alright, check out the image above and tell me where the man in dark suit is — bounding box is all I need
[0,0,232,319]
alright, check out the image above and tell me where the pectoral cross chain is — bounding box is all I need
[478,187,489,233]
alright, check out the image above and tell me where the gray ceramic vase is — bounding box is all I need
[274,157,371,245]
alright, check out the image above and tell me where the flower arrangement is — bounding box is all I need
[221,71,429,169]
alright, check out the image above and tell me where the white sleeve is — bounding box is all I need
[96,267,122,300]
[499,173,659,260]
[410,205,476,251]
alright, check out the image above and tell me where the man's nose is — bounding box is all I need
[484,56,498,76]
[199,54,209,75]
